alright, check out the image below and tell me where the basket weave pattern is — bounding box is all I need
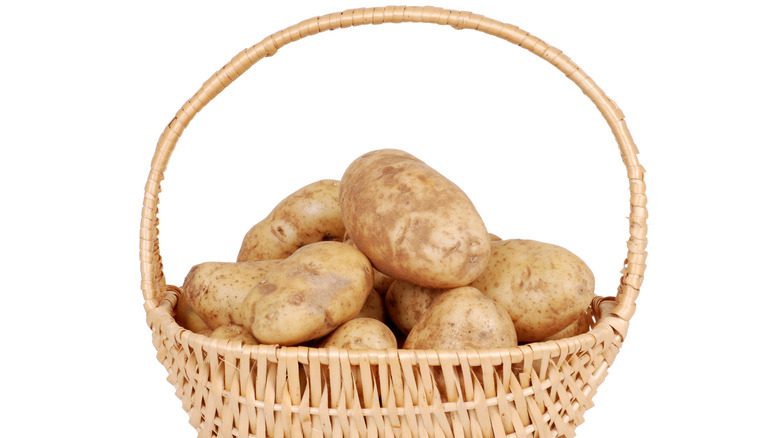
[140,6,647,438]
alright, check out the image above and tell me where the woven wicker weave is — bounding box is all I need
[140,6,647,438]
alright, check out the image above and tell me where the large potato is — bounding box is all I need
[403,286,517,350]
[237,179,346,262]
[384,279,447,335]
[240,241,373,346]
[319,318,397,350]
[470,239,595,343]
[182,260,281,329]
[339,149,490,289]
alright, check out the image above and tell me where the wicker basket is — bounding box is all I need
[140,6,647,438]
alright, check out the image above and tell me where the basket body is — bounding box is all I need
[149,292,624,438]
[140,6,647,438]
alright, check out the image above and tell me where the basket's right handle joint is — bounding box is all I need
[593,296,630,340]
[601,315,629,341]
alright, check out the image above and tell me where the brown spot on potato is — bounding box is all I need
[257,284,277,295]
[444,241,461,257]
[289,291,305,306]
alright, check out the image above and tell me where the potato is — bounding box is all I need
[354,289,386,322]
[318,317,397,402]
[182,260,281,329]
[470,239,595,343]
[237,179,346,262]
[541,311,591,341]
[339,149,490,289]
[319,318,397,350]
[240,241,374,346]
[210,324,259,345]
[385,279,447,335]
[403,286,517,350]
[372,270,395,296]
[174,299,210,333]
[343,232,395,296]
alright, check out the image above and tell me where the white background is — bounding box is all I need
[2,1,778,437]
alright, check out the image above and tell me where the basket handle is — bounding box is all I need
[140,6,647,326]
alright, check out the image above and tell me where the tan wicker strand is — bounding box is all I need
[141,6,647,438]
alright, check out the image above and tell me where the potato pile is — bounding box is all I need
[175,148,595,349]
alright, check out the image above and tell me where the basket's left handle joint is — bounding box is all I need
[145,285,180,329]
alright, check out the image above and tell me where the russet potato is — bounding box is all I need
[237,179,346,262]
[181,260,281,329]
[174,299,210,333]
[384,279,447,335]
[339,149,491,289]
[354,289,387,322]
[210,324,260,345]
[240,241,373,346]
[470,239,595,343]
[403,286,517,350]
[541,311,591,341]
[343,232,395,296]
[319,318,397,350]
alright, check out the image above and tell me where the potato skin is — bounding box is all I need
[371,270,395,296]
[319,318,397,350]
[339,149,490,289]
[385,280,447,335]
[210,324,259,345]
[182,260,281,329]
[403,286,517,350]
[240,241,374,346]
[541,311,591,341]
[470,239,595,343]
[354,289,386,322]
[343,232,395,296]
[237,179,346,262]
[174,299,210,333]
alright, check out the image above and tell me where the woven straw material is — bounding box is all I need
[140,6,647,438]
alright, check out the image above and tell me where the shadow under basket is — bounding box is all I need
[140,6,648,438]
